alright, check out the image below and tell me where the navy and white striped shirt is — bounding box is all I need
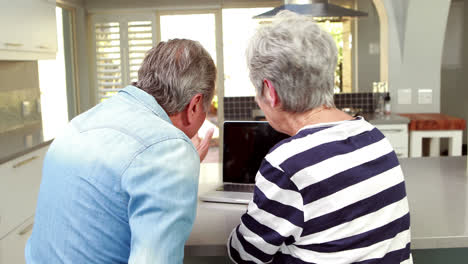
[228,117,412,264]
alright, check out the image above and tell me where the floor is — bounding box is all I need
[184,249,468,264]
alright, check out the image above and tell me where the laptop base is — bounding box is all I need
[199,190,253,204]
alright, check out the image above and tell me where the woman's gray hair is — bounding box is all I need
[247,10,337,112]
[133,39,216,115]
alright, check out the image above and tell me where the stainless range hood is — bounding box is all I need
[254,0,367,19]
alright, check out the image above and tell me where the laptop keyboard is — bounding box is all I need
[217,183,255,193]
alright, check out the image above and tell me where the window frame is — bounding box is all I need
[56,3,80,119]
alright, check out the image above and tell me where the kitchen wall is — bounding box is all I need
[382,0,450,114]
[441,0,467,144]
[465,0,468,142]
[84,0,453,115]
[224,93,381,120]
[356,0,380,93]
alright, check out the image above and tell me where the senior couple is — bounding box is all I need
[26,11,412,264]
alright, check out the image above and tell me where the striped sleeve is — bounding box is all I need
[228,159,304,264]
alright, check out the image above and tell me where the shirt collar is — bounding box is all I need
[119,85,172,124]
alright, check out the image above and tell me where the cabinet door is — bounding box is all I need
[26,0,58,54]
[375,124,409,157]
[0,216,34,264]
[0,146,48,238]
[0,0,57,59]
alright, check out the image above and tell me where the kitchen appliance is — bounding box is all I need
[254,0,367,19]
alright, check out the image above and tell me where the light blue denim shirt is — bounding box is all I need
[25,86,200,263]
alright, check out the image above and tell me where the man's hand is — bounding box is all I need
[191,128,214,162]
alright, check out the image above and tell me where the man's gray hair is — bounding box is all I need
[133,39,216,115]
[247,10,337,112]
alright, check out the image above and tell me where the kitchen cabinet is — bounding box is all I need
[0,0,57,60]
[0,216,34,264]
[0,145,48,244]
[374,124,409,158]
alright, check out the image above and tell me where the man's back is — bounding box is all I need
[26,86,200,263]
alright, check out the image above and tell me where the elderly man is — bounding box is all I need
[228,11,412,264]
[26,39,216,263]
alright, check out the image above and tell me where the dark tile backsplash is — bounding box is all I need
[224,96,258,120]
[334,93,377,114]
[224,93,386,120]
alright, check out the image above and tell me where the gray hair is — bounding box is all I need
[247,10,337,112]
[133,39,216,115]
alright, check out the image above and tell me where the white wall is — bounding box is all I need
[383,0,451,113]
[441,1,466,144]
[356,0,380,93]
[465,0,468,145]
[442,1,464,68]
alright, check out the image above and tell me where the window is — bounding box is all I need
[94,22,122,100]
[160,13,217,63]
[318,20,352,93]
[91,14,156,101]
[222,8,272,97]
[38,6,78,141]
[159,11,220,141]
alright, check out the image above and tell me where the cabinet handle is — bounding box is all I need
[18,222,34,236]
[37,45,49,49]
[380,129,403,133]
[12,156,39,168]
[4,42,24,47]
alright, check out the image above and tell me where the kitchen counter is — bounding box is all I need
[398,113,466,131]
[362,113,410,125]
[0,139,52,165]
[398,113,466,157]
[186,156,468,256]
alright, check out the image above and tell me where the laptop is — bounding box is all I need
[199,121,289,204]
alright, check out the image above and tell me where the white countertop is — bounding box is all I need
[362,113,410,125]
[400,157,468,249]
[185,156,468,256]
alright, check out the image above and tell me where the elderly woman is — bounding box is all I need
[228,11,412,264]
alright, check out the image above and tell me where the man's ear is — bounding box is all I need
[263,79,280,108]
[186,93,204,124]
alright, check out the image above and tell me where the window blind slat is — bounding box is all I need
[94,19,154,101]
[95,21,123,101]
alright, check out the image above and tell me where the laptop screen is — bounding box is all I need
[223,121,289,184]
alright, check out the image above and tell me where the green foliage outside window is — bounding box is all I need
[319,21,344,93]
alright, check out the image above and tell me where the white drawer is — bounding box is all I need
[394,147,409,158]
[0,146,48,238]
[375,124,408,150]
[0,216,34,264]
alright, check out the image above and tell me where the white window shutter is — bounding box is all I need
[92,14,156,102]
[95,22,122,100]
[127,21,154,83]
